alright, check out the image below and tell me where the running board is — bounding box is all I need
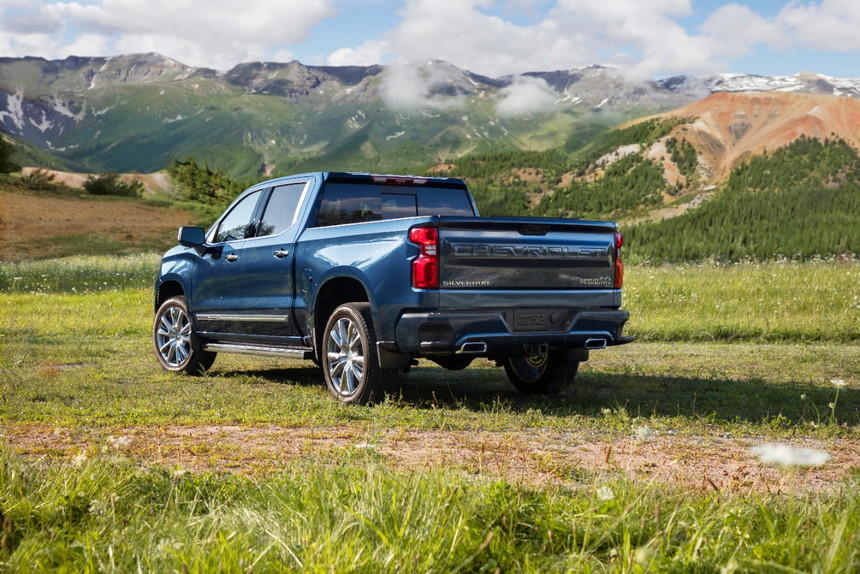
[203,343,314,360]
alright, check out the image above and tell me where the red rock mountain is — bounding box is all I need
[664,92,860,180]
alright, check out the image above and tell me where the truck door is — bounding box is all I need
[233,182,309,341]
[192,188,264,324]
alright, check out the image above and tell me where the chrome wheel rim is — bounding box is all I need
[156,305,192,367]
[326,316,365,396]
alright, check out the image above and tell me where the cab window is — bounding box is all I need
[213,190,262,243]
[258,183,306,237]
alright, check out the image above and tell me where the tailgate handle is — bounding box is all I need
[519,224,549,236]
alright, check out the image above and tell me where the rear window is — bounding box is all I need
[314,183,473,227]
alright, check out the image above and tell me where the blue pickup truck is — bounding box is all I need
[153,172,632,404]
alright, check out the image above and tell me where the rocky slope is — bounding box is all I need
[2,53,859,177]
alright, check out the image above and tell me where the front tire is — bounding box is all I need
[153,296,216,374]
[322,303,396,405]
[504,351,578,394]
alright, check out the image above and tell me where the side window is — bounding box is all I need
[315,184,382,227]
[258,183,306,237]
[213,190,262,243]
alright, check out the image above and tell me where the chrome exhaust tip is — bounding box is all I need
[458,342,488,354]
[585,338,608,350]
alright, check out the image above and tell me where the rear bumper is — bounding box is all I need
[390,308,632,356]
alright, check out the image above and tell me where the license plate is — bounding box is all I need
[513,310,549,332]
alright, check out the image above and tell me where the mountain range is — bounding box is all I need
[2,53,859,179]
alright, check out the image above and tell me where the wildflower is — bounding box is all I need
[597,486,615,501]
[71,452,88,467]
[634,425,656,440]
[107,435,133,448]
[830,379,847,388]
[750,443,830,467]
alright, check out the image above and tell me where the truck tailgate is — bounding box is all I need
[436,217,620,306]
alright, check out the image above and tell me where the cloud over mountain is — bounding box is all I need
[2,1,859,78]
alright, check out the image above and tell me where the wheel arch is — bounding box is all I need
[312,276,370,360]
[155,279,186,312]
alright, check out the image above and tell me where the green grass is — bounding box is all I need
[625,260,860,343]
[2,450,858,572]
[1,256,859,571]
[0,254,160,293]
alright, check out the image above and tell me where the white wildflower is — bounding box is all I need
[597,486,615,501]
[830,379,847,388]
[750,443,830,467]
[634,425,656,440]
[107,435,133,448]
[71,452,88,467]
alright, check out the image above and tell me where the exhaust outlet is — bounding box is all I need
[458,342,488,354]
[585,338,608,350]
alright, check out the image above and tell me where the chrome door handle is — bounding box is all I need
[274,249,290,258]
[226,254,239,262]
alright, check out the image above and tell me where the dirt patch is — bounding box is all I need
[6,424,857,495]
[0,189,193,261]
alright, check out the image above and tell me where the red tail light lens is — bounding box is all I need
[614,232,624,289]
[410,226,439,289]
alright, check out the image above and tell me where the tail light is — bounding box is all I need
[410,226,439,289]
[614,232,624,289]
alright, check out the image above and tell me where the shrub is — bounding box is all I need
[83,172,144,197]
[19,168,56,191]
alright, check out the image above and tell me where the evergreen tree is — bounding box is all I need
[0,135,21,174]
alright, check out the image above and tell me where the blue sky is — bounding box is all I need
[1,0,859,79]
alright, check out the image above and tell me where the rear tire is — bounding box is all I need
[322,303,397,405]
[153,296,216,374]
[504,351,578,395]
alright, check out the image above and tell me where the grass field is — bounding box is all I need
[1,257,859,571]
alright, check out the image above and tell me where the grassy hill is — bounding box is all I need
[5,87,860,264]
[626,136,860,262]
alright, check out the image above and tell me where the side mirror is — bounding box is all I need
[178,226,206,247]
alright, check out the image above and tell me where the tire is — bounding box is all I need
[504,351,579,395]
[322,303,397,405]
[153,296,216,374]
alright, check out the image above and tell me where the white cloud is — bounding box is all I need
[380,61,469,110]
[3,0,860,79]
[495,77,557,117]
[701,4,787,58]
[1,0,335,70]
[328,40,389,67]
[361,0,726,80]
[777,0,860,52]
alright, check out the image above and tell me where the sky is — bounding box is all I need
[1,0,859,80]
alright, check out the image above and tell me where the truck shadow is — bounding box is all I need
[220,362,858,428]
[390,367,860,427]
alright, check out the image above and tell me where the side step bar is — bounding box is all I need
[203,343,314,360]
